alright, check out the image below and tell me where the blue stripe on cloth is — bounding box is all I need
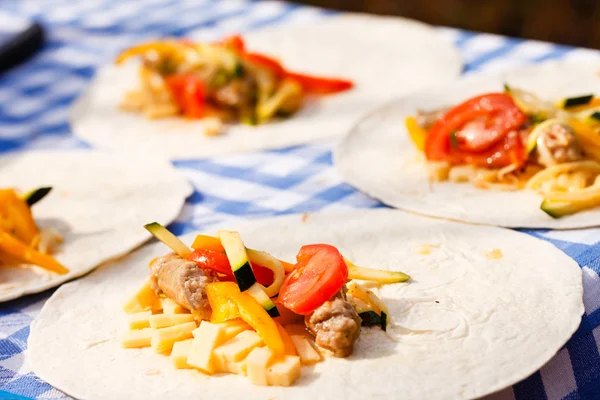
[0,327,29,362]
[464,39,521,72]
[513,372,548,400]
[1,374,54,399]
[567,331,600,391]
[0,389,34,400]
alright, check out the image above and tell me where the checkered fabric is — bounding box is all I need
[1,0,600,399]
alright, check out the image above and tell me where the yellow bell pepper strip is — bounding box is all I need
[206,282,241,323]
[205,282,284,358]
[274,321,297,356]
[405,116,427,151]
[281,260,296,274]
[345,259,410,284]
[0,189,39,245]
[0,230,68,274]
[115,41,186,65]
[570,119,600,156]
[191,234,225,252]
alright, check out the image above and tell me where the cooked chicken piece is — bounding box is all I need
[536,122,583,167]
[149,253,216,320]
[416,107,450,130]
[212,77,256,109]
[305,288,361,357]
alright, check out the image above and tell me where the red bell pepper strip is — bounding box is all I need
[286,72,354,95]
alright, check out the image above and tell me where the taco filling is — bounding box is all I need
[0,187,67,274]
[121,223,409,386]
[116,36,353,136]
[406,88,600,217]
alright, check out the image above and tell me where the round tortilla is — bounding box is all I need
[0,150,192,302]
[28,209,583,400]
[335,61,600,228]
[70,14,462,159]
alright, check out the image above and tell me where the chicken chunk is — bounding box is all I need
[149,253,216,320]
[536,122,583,167]
[304,288,361,357]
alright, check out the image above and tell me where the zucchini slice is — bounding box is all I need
[346,260,410,283]
[358,310,388,331]
[561,94,594,109]
[23,187,52,207]
[144,222,191,257]
[218,230,280,317]
[219,230,256,291]
[247,284,279,318]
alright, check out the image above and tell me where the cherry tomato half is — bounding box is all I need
[425,93,527,167]
[278,244,348,315]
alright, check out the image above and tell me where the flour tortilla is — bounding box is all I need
[70,14,462,159]
[0,150,192,302]
[28,209,583,400]
[335,61,600,228]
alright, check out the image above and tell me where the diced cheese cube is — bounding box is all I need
[290,336,322,365]
[149,313,195,329]
[171,339,194,369]
[266,356,301,387]
[123,280,161,314]
[246,347,274,386]
[128,311,152,330]
[214,330,264,373]
[161,298,189,314]
[121,328,154,348]
[151,321,196,354]
[222,321,251,341]
[222,360,247,376]
[187,321,226,374]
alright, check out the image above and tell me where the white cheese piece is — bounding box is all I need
[266,356,301,387]
[290,335,322,365]
[150,321,196,354]
[187,321,226,374]
[222,360,247,376]
[123,280,161,314]
[121,328,154,348]
[213,330,263,373]
[149,313,195,329]
[246,347,273,385]
[127,311,152,330]
[171,339,194,369]
[160,298,189,314]
[222,321,251,341]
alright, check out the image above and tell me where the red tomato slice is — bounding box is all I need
[278,244,348,315]
[165,74,205,118]
[425,93,527,167]
[286,72,354,95]
[188,248,232,276]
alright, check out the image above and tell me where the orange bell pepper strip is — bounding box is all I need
[222,35,246,53]
[275,321,297,356]
[0,230,68,274]
[206,282,241,323]
[191,234,225,252]
[0,189,39,245]
[205,282,284,357]
[285,72,354,95]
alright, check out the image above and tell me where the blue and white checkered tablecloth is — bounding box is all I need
[1,0,600,399]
